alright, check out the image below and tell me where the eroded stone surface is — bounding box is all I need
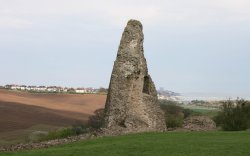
[103,20,166,134]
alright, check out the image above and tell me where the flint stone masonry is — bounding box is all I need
[0,133,95,152]
[103,19,166,134]
[183,116,216,131]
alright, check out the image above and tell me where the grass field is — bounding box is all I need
[1,131,250,156]
[180,104,220,118]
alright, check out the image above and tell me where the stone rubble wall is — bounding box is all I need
[0,133,95,152]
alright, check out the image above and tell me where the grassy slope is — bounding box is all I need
[1,132,250,156]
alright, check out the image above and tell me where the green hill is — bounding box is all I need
[1,131,250,156]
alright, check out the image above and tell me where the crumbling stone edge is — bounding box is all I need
[0,131,100,152]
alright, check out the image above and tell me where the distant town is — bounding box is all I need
[0,84,180,100]
[0,84,107,94]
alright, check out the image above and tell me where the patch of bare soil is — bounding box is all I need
[0,89,106,145]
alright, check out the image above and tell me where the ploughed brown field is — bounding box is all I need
[0,89,106,145]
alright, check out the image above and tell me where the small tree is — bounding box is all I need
[88,108,104,129]
[214,99,250,131]
[160,100,195,128]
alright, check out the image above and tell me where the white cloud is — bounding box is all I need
[0,0,161,27]
[0,0,249,29]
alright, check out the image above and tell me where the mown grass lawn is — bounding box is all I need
[1,131,250,156]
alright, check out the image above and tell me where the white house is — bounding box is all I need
[10,85,21,90]
[75,88,86,94]
[20,85,26,90]
[37,86,46,91]
[47,86,58,92]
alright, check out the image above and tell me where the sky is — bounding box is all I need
[0,0,250,98]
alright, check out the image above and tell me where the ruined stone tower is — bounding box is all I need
[104,19,166,134]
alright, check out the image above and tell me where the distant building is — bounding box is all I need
[37,86,46,91]
[47,86,58,92]
[20,85,26,90]
[157,89,182,101]
[9,84,21,90]
[75,88,86,93]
